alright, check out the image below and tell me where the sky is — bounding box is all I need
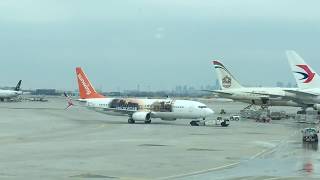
[0,0,319,91]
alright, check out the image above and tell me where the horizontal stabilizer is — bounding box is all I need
[202,90,233,96]
[284,89,319,97]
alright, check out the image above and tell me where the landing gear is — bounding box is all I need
[190,120,201,126]
[128,118,135,124]
[144,119,151,124]
[298,107,308,114]
[243,103,255,110]
[297,110,307,114]
[260,104,270,110]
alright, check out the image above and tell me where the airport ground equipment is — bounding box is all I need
[240,108,270,120]
[230,115,240,121]
[220,109,226,115]
[190,116,230,127]
[295,110,320,124]
[270,111,288,120]
[302,128,319,142]
[256,116,271,123]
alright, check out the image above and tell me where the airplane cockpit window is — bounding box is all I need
[198,106,207,109]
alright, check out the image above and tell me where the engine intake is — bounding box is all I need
[313,104,320,110]
[132,111,151,121]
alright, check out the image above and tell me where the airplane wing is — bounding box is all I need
[202,90,233,96]
[246,92,284,98]
[284,90,319,97]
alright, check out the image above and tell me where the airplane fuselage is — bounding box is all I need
[216,87,300,107]
[0,90,22,99]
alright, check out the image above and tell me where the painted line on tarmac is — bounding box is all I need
[157,143,282,180]
[262,176,305,180]
[251,129,301,159]
[156,162,240,180]
[158,130,301,180]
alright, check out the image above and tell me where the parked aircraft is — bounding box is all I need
[72,67,214,124]
[207,60,299,108]
[286,50,320,111]
[0,80,23,101]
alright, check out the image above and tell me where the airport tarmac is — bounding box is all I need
[0,97,319,179]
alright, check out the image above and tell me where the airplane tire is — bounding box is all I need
[190,121,199,126]
[144,120,151,124]
[128,118,135,124]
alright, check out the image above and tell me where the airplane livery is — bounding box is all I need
[294,64,315,83]
[286,50,320,111]
[73,67,214,124]
[208,60,300,108]
[0,80,23,101]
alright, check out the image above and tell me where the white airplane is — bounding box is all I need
[207,60,300,108]
[72,67,214,124]
[286,50,320,111]
[0,80,23,101]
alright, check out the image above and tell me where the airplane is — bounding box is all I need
[206,60,300,108]
[286,50,320,111]
[72,67,214,124]
[0,80,23,101]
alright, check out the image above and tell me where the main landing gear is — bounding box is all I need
[297,107,307,115]
[128,118,135,124]
[144,119,151,124]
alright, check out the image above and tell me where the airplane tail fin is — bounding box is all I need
[212,60,243,90]
[286,50,320,89]
[76,67,105,99]
[14,80,22,91]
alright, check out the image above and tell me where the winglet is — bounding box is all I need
[76,67,105,99]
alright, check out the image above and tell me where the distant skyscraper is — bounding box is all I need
[215,80,219,89]
[276,82,284,87]
[137,84,140,92]
[287,82,292,88]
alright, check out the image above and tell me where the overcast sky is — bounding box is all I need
[0,0,319,91]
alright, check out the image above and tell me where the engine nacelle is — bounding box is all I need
[132,111,151,121]
[313,104,320,110]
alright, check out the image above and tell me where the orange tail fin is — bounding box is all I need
[76,67,105,99]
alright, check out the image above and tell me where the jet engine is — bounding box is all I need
[132,111,151,122]
[313,104,320,110]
